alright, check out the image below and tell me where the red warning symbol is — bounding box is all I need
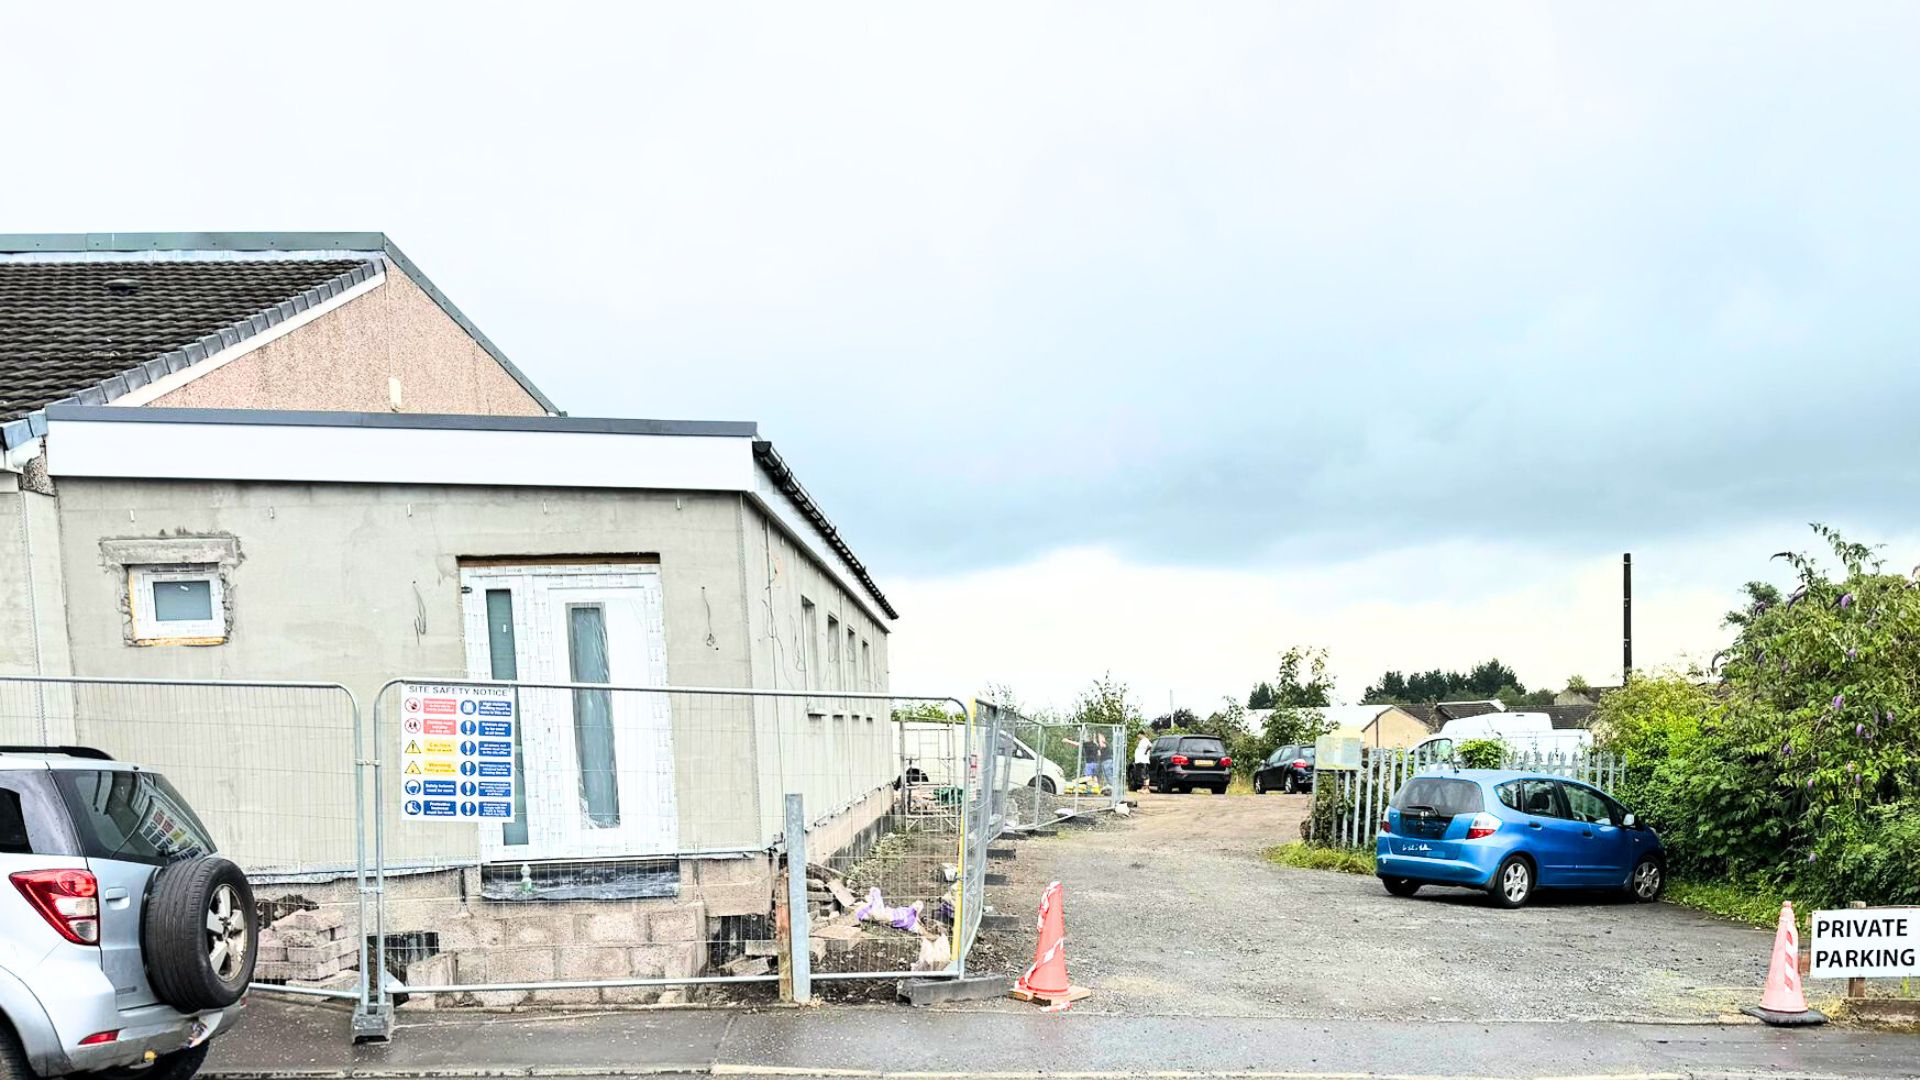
[404,717,422,734]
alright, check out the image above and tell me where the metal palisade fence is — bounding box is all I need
[0,674,1002,1039]
[1317,745,1626,850]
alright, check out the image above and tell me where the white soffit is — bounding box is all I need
[45,412,757,493]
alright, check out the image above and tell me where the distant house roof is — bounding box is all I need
[0,232,557,449]
[1396,699,1506,731]
[1531,704,1598,730]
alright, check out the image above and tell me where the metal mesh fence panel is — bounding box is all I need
[1001,717,1124,828]
[0,676,367,1004]
[367,680,977,1008]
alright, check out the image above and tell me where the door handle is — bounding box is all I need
[103,887,130,908]
[1528,821,1543,829]
[1582,830,1594,838]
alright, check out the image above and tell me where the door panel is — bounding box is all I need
[462,565,676,862]
[1560,782,1631,884]
[1516,779,1581,886]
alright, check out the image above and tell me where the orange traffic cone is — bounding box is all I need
[1742,901,1826,1026]
[1010,881,1089,1006]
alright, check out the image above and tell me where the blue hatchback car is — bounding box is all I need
[1375,770,1666,908]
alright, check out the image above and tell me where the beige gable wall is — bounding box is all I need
[146,264,546,416]
[1364,705,1433,750]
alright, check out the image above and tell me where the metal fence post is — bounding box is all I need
[784,793,812,1004]
[350,690,392,1042]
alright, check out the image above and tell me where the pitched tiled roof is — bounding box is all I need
[0,257,375,425]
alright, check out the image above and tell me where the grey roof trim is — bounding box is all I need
[0,258,384,450]
[753,440,898,620]
[0,231,562,422]
[42,404,756,439]
[0,232,390,254]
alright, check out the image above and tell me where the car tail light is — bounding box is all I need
[11,869,100,945]
[1219,756,1233,768]
[1292,759,1309,769]
[1465,813,1501,840]
[1170,754,1190,766]
[78,1031,119,1046]
[1379,815,1392,835]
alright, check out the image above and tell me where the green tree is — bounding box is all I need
[1247,682,1278,710]
[1596,526,1920,907]
[1233,648,1336,776]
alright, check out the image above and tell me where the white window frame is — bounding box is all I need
[129,564,226,644]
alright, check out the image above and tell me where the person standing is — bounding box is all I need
[1130,732,1153,791]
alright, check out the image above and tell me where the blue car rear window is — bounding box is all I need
[1393,778,1484,816]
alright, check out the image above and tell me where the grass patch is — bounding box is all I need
[1264,841,1376,875]
[1664,878,1809,932]
[1226,775,1255,796]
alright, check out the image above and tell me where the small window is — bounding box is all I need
[1561,783,1616,825]
[0,789,29,854]
[827,616,841,690]
[130,565,225,644]
[1519,779,1564,818]
[52,769,216,866]
[1496,781,1524,812]
[846,628,857,688]
[800,598,819,686]
[860,641,872,688]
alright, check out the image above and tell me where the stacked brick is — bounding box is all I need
[255,907,358,984]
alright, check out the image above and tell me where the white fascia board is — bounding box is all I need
[750,467,891,626]
[46,417,757,493]
[108,269,387,408]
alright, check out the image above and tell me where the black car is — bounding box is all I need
[1146,734,1232,794]
[1253,744,1316,794]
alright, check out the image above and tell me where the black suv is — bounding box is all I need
[1146,735,1232,794]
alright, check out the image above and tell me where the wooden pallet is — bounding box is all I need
[1009,984,1092,1006]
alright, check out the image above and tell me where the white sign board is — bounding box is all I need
[1809,907,1920,979]
[398,683,517,824]
[1315,731,1363,771]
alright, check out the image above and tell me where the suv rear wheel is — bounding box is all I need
[144,857,257,1011]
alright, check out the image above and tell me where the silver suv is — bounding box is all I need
[1,747,255,1080]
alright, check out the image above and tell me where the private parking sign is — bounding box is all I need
[1810,907,1920,979]
[398,684,517,824]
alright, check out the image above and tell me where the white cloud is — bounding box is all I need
[887,524,1918,715]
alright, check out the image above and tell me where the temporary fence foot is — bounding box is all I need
[981,913,1019,931]
[351,1003,394,1043]
[987,846,1016,860]
[898,974,1011,1006]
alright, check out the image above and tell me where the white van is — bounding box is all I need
[1412,711,1593,762]
[899,722,1068,794]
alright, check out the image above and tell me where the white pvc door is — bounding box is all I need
[461,564,677,862]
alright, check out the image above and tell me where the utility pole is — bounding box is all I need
[1622,553,1633,682]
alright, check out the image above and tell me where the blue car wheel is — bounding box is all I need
[1489,854,1534,909]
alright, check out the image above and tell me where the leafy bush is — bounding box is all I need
[1265,842,1376,875]
[1596,527,1920,908]
[1455,737,1508,769]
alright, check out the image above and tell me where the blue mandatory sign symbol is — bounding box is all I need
[405,800,422,816]
[476,781,512,798]
[459,801,479,817]
[460,718,478,736]
[459,699,478,715]
[460,781,478,797]
[460,760,479,776]
[478,720,512,739]
[459,740,478,756]
[423,800,456,817]
[404,780,423,796]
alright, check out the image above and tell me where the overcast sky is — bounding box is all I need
[7,3,1918,712]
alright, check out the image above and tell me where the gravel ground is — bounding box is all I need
[963,790,1792,1021]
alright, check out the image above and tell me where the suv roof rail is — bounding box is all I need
[0,745,114,761]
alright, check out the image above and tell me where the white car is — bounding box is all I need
[898,723,1068,794]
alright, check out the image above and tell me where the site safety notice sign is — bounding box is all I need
[398,683,517,823]
[1809,907,1920,979]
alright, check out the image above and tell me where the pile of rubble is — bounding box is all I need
[256,906,359,990]
[726,864,952,977]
